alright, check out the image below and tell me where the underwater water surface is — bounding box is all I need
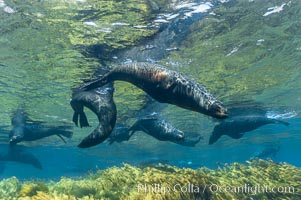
[1,0,301,199]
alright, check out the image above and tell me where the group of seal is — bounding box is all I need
[72,62,226,147]
[72,62,290,147]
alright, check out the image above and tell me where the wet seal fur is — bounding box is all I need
[70,82,116,148]
[79,62,228,119]
[9,109,73,145]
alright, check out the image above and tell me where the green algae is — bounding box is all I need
[164,0,301,107]
[1,160,300,199]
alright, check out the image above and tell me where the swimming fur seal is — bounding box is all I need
[70,82,117,148]
[9,109,73,145]
[129,113,185,143]
[79,62,228,119]
[209,115,289,144]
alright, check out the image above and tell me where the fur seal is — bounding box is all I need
[70,82,117,148]
[129,113,185,143]
[9,109,73,145]
[209,115,289,144]
[79,62,228,119]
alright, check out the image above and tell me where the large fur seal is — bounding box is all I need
[70,82,116,148]
[79,62,228,119]
[9,109,73,145]
[209,114,289,144]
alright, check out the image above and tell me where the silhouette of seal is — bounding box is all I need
[9,109,73,145]
[209,114,289,144]
[79,62,228,119]
[70,82,117,148]
[129,113,184,143]
[0,145,42,169]
[252,145,280,159]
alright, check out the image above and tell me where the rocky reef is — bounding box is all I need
[0,160,300,199]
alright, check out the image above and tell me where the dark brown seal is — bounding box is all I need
[80,62,227,119]
[70,82,116,148]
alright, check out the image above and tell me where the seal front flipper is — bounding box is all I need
[56,134,67,143]
[209,131,222,145]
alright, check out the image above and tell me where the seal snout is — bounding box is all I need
[209,102,228,119]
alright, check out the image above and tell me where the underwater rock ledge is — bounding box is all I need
[1,159,300,199]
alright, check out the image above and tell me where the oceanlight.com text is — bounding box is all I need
[137,183,295,196]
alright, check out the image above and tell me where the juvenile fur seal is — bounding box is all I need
[79,62,228,119]
[70,82,116,148]
[9,109,73,145]
[209,114,289,144]
[129,113,184,143]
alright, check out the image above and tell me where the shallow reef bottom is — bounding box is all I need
[0,159,300,199]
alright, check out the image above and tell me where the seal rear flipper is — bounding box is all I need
[59,130,73,138]
[72,112,79,126]
[79,112,89,128]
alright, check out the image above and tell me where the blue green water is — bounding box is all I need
[1,0,301,183]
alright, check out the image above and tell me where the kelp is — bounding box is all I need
[1,160,300,199]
